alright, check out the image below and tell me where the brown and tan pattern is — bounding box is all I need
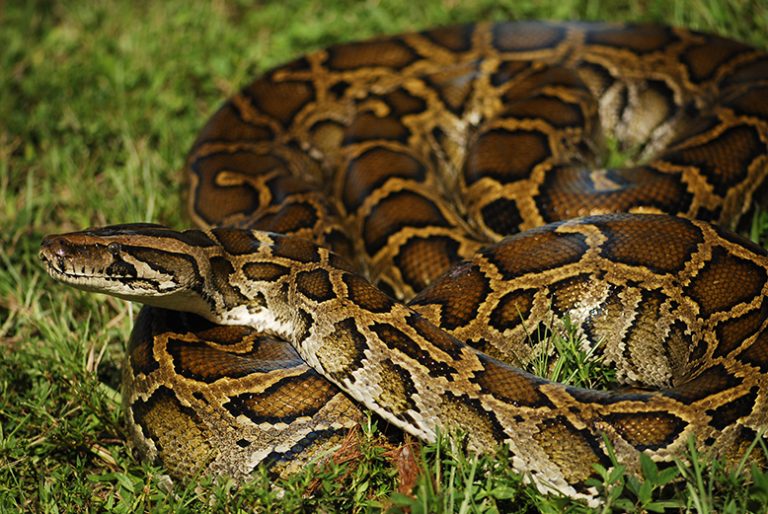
[39,21,768,504]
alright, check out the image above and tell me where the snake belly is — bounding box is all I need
[40,21,768,503]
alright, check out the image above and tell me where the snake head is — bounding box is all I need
[40,223,216,315]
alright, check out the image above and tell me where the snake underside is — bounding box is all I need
[40,21,768,503]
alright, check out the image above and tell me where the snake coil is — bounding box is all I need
[41,22,768,503]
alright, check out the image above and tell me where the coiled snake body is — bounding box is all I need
[40,22,768,503]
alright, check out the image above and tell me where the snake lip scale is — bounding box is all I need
[40,21,768,505]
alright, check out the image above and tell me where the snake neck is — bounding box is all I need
[37,222,433,424]
[38,223,367,340]
[38,222,470,434]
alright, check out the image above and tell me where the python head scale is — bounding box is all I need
[39,223,339,334]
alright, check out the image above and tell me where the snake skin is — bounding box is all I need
[40,21,768,503]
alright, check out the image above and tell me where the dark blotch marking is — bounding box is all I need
[488,289,537,332]
[663,125,765,195]
[604,411,686,451]
[165,337,298,383]
[480,197,524,236]
[252,202,321,235]
[375,358,418,415]
[191,103,274,149]
[502,94,587,130]
[714,298,768,359]
[394,235,463,294]
[422,61,480,116]
[722,55,768,89]
[326,38,419,70]
[188,150,283,226]
[725,85,768,121]
[384,87,429,116]
[491,21,567,52]
[342,111,410,146]
[464,128,552,186]
[443,391,509,442]
[127,246,201,285]
[130,385,206,456]
[327,251,359,274]
[188,320,253,345]
[408,313,465,359]
[680,37,752,83]
[707,386,759,430]
[244,77,316,127]
[295,308,313,342]
[224,371,340,425]
[126,307,161,375]
[262,173,314,204]
[180,229,217,247]
[342,147,426,212]
[473,353,553,408]
[685,246,767,318]
[585,23,678,54]
[481,225,588,280]
[296,268,335,303]
[342,272,395,312]
[420,23,475,52]
[738,330,768,372]
[90,224,216,250]
[363,190,451,256]
[271,235,321,263]
[329,80,351,98]
[372,323,457,380]
[548,272,598,317]
[490,60,530,87]
[663,364,741,404]
[594,214,703,274]
[713,224,768,257]
[534,165,694,223]
[242,262,290,282]
[566,386,651,405]
[105,257,138,278]
[411,262,491,330]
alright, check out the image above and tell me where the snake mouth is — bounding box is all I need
[41,254,160,292]
[39,250,94,280]
[40,238,109,281]
[39,235,165,294]
[43,260,149,284]
[39,249,95,283]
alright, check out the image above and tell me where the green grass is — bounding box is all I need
[3,0,768,512]
[528,316,617,391]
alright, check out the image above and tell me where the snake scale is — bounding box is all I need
[40,21,768,503]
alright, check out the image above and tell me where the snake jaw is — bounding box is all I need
[40,234,135,291]
[39,226,204,301]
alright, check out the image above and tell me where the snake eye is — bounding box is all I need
[107,242,121,257]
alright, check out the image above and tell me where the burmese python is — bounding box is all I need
[40,21,768,503]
